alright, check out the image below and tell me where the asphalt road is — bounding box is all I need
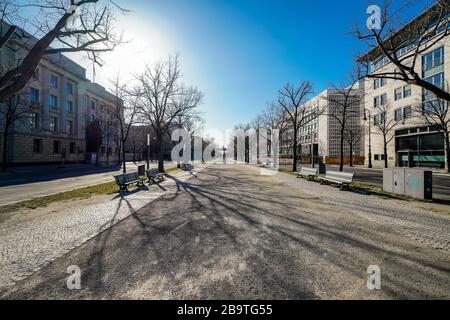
[0,162,175,206]
[280,163,450,199]
[3,165,449,299]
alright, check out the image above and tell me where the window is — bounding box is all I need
[374,112,386,125]
[374,154,379,161]
[374,96,380,108]
[395,88,403,101]
[70,142,76,154]
[50,116,58,132]
[50,95,58,109]
[395,108,403,121]
[91,100,96,110]
[403,106,412,119]
[403,85,412,98]
[67,120,73,135]
[66,101,73,113]
[53,140,61,154]
[91,114,95,122]
[422,47,444,78]
[374,78,387,89]
[423,72,445,102]
[380,93,387,105]
[50,74,58,88]
[30,112,39,129]
[370,56,390,71]
[29,87,39,104]
[67,82,73,94]
[422,99,445,114]
[33,139,42,153]
[380,111,386,124]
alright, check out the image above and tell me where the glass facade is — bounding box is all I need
[396,127,445,168]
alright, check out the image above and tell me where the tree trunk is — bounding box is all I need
[1,125,9,172]
[292,126,298,172]
[384,135,388,169]
[122,140,126,174]
[95,149,99,166]
[339,129,344,172]
[445,130,450,173]
[158,134,165,172]
[349,143,353,167]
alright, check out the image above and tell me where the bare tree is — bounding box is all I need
[356,0,450,171]
[229,122,251,163]
[343,127,364,167]
[250,115,265,163]
[277,81,316,172]
[262,101,289,137]
[0,92,31,171]
[0,0,126,102]
[127,126,148,163]
[172,107,205,165]
[135,56,203,172]
[356,1,450,99]
[110,74,139,173]
[373,103,400,168]
[260,102,290,163]
[413,98,450,170]
[321,79,363,171]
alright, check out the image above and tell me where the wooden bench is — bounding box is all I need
[296,167,319,180]
[146,168,165,183]
[319,171,354,190]
[114,172,144,193]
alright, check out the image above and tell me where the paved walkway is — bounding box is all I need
[0,162,175,206]
[0,166,206,293]
[2,165,449,299]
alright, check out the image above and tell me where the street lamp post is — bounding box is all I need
[146,133,150,170]
[364,109,373,169]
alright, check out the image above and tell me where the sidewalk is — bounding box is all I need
[0,165,207,293]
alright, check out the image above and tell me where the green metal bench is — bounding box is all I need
[146,168,165,184]
[114,172,144,193]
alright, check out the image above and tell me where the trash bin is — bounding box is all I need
[318,163,326,175]
[138,165,145,176]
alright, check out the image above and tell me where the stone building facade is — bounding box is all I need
[280,87,364,165]
[0,23,121,166]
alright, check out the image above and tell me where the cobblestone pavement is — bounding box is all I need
[0,166,205,294]
[2,165,449,299]
[269,167,450,254]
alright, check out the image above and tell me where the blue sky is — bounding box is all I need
[81,0,433,142]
